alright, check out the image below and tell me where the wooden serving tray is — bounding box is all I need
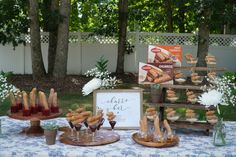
[60,130,120,146]
[132,132,179,148]
[7,110,62,120]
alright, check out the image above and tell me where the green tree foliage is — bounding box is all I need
[0,0,28,47]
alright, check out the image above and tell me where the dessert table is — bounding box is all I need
[0,116,236,157]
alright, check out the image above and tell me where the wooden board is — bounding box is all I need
[160,84,203,90]
[93,89,143,129]
[153,103,214,110]
[169,120,214,130]
[174,66,226,72]
[60,130,120,146]
[132,132,179,148]
[7,109,63,121]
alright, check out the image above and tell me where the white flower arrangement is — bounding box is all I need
[0,73,20,102]
[82,67,119,96]
[201,75,236,106]
[82,78,102,96]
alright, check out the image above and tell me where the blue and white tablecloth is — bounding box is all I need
[0,116,236,157]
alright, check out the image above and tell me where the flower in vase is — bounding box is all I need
[82,78,102,96]
[198,90,223,108]
[0,73,20,102]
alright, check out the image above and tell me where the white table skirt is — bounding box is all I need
[0,116,236,157]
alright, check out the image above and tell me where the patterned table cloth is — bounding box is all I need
[0,116,236,157]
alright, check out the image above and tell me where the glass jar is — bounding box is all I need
[213,118,226,146]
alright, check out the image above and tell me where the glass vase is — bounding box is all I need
[213,118,226,146]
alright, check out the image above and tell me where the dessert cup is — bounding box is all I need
[167,97,178,103]
[208,119,218,125]
[167,114,180,122]
[68,121,75,139]
[89,124,98,142]
[175,77,186,84]
[191,76,204,85]
[11,106,19,113]
[186,114,199,124]
[42,109,50,116]
[109,120,116,131]
[74,124,82,141]
[187,97,198,104]
[30,106,38,114]
[16,103,23,110]
[23,109,31,116]
[51,106,59,113]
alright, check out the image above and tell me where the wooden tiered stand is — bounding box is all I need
[7,109,62,136]
[149,66,225,135]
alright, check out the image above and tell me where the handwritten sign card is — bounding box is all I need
[93,89,143,129]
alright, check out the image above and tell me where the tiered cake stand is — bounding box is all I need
[7,109,62,136]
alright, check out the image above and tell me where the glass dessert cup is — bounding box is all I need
[191,76,204,85]
[167,114,181,122]
[96,118,105,139]
[109,120,117,131]
[167,96,179,103]
[187,58,198,67]
[74,124,82,142]
[153,133,165,143]
[175,77,187,84]
[146,111,158,121]
[187,97,198,104]
[89,124,98,142]
[68,121,75,139]
[83,121,90,136]
[186,114,199,124]
[208,118,218,125]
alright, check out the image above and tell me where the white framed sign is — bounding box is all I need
[93,89,143,129]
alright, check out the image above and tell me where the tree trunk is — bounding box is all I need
[178,0,185,33]
[196,7,212,68]
[48,0,59,76]
[164,0,173,32]
[53,0,71,78]
[29,0,46,79]
[116,0,128,74]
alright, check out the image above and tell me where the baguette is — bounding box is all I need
[22,91,29,110]
[9,93,16,106]
[163,120,172,137]
[48,88,54,106]
[52,92,58,107]
[154,116,162,137]
[40,92,49,110]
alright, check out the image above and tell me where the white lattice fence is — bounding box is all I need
[1,32,236,74]
[22,32,236,47]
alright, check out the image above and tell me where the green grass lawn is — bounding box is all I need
[1,91,236,121]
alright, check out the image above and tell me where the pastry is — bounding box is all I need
[76,107,85,113]
[166,89,178,102]
[22,91,30,110]
[163,119,173,139]
[146,107,157,120]
[153,116,164,142]
[167,110,176,117]
[81,111,92,117]
[9,93,16,106]
[40,92,49,111]
[52,92,58,107]
[48,88,54,106]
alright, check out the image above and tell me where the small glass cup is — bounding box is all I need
[68,121,75,139]
[109,120,116,131]
[96,118,105,138]
[167,114,181,122]
[74,124,82,142]
[153,133,165,143]
[89,124,98,142]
